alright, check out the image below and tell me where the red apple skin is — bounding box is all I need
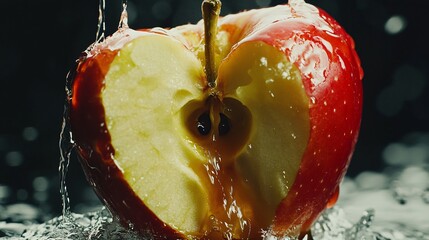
[272,8,362,236]
[219,4,363,236]
[69,2,363,239]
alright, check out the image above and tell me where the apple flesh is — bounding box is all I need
[70,1,362,239]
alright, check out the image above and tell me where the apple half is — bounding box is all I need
[70,0,363,239]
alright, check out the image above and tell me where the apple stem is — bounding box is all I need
[202,0,221,89]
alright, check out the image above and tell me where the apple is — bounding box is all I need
[69,0,363,239]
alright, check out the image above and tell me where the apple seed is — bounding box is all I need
[197,111,212,136]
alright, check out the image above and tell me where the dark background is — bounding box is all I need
[0,0,428,218]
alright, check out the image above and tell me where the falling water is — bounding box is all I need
[58,0,130,218]
[58,115,72,218]
[58,70,76,218]
[95,0,106,43]
[203,154,250,239]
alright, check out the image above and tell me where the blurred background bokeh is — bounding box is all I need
[1,0,428,220]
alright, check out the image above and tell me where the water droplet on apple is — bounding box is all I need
[281,71,291,80]
[265,78,274,84]
[338,56,346,70]
[260,57,268,67]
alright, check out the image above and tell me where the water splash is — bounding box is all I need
[1,176,429,239]
[21,208,141,240]
[312,206,429,240]
[118,0,129,29]
[312,207,376,239]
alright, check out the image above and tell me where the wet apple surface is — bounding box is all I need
[70,0,363,239]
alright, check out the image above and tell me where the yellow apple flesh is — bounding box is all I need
[100,30,309,237]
